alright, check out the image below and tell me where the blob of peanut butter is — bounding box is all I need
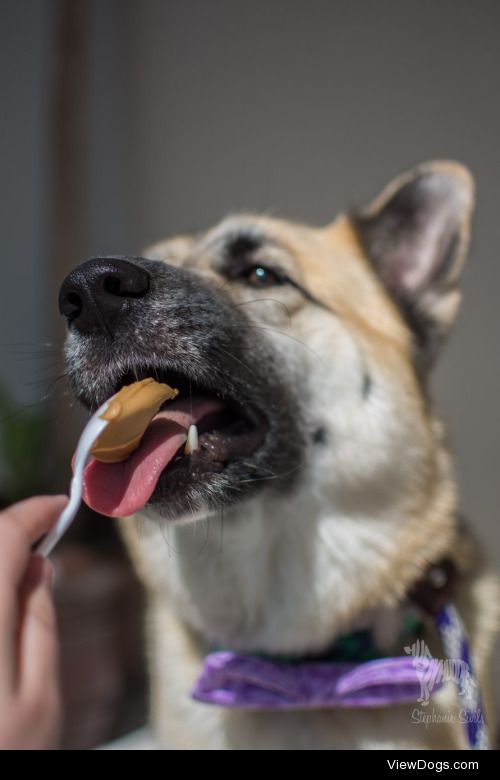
[91,378,178,463]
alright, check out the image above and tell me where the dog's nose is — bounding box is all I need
[59,257,150,335]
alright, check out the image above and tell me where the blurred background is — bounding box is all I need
[1,0,499,749]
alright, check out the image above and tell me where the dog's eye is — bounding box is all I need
[241,266,285,288]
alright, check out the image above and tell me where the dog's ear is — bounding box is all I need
[353,161,474,369]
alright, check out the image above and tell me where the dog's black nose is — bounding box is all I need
[59,257,150,335]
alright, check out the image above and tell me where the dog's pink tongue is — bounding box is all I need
[82,398,222,517]
[83,418,187,517]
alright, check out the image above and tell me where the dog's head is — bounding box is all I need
[61,161,473,527]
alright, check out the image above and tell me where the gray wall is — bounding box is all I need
[0,0,56,405]
[1,0,499,716]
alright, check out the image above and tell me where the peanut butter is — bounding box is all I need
[91,377,179,463]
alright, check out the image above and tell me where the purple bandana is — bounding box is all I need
[192,652,440,709]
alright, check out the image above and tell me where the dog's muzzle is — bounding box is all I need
[59,256,305,519]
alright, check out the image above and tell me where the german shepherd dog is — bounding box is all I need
[60,162,499,749]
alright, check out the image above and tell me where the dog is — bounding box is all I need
[59,161,499,749]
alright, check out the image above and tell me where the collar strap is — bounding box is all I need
[435,604,488,750]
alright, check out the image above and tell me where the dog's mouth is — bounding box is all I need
[80,366,267,518]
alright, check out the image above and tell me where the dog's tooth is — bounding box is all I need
[184,424,200,455]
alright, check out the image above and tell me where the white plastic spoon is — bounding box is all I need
[36,396,113,557]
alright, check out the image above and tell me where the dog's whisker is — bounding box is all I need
[218,507,225,557]
[237,460,304,484]
[209,344,260,383]
[24,372,68,390]
[192,513,212,561]
[5,353,61,362]
[239,461,280,477]
[182,319,330,370]
[0,341,58,352]
[232,297,292,323]
[166,297,292,324]
[157,515,176,558]
[236,322,328,362]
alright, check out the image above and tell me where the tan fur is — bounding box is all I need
[117,162,499,749]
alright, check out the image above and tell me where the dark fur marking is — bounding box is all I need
[224,232,263,260]
[362,372,373,400]
[312,427,328,445]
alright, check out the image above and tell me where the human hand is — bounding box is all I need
[0,495,67,750]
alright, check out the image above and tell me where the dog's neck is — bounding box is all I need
[137,482,456,656]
